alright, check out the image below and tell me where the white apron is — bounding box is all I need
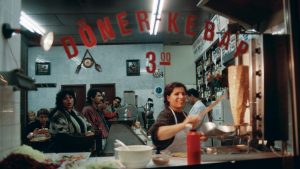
[166,108,188,152]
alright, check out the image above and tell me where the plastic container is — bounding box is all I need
[152,153,170,166]
[187,129,201,165]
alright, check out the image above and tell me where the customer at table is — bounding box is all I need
[106,96,122,113]
[149,82,206,152]
[81,88,109,139]
[48,89,95,152]
[26,108,50,140]
[49,89,94,136]
[81,88,110,155]
[27,110,36,124]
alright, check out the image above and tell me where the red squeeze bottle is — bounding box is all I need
[187,129,201,165]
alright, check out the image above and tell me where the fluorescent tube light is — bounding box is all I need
[149,0,164,35]
[20,11,45,35]
[20,17,35,33]
[153,21,160,35]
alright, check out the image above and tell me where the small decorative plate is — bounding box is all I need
[83,58,94,68]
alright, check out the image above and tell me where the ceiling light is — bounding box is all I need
[150,0,164,35]
[20,11,45,35]
[2,23,54,51]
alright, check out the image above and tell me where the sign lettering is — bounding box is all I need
[60,12,249,59]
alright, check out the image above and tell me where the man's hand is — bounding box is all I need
[85,131,95,136]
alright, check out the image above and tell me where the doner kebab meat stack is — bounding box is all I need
[228,65,249,125]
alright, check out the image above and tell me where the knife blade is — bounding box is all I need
[198,94,226,117]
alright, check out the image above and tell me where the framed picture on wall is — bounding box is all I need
[35,62,51,75]
[126,59,140,76]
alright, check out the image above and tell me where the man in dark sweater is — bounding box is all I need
[26,108,50,140]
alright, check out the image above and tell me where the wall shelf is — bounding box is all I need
[198,0,283,32]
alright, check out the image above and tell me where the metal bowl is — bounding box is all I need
[216,125,236,133]
[201,122,235,137]
[201,122,222,136]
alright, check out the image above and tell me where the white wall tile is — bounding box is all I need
[0,0,22,154]
[11,124,21,147]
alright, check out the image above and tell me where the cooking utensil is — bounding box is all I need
[198,94,226,117]
[75,64,82,74]
[201,122,216,134]
[75,49,102,73]
[95,63,102,72]
[115,139,130,150]
[201,122,236,137]
[217,125,236,133]
[185,94,226,129]
[201,122,224,136]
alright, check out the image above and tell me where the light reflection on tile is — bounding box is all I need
[0,86,19,157]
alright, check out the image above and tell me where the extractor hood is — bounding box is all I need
[197,0,283,31]
[0,69,37,91]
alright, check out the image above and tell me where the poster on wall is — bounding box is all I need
[35,62,51,75]
[126,59,140,76]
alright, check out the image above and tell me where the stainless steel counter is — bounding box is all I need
[82,152,285,169]
[98,119,296,169]
[103,123,145,156]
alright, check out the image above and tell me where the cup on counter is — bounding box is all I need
[152,150,171,166]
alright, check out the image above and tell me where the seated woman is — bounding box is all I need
[48,89,95,152]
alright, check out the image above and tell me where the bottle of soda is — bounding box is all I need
[187,129,201,165]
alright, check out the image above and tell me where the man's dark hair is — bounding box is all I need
[55,89,77,111]
[49,89,77,119]
[187,88,199,98]
[37,108,49,117]
[86,88,102,104]
[114,96,121,102]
